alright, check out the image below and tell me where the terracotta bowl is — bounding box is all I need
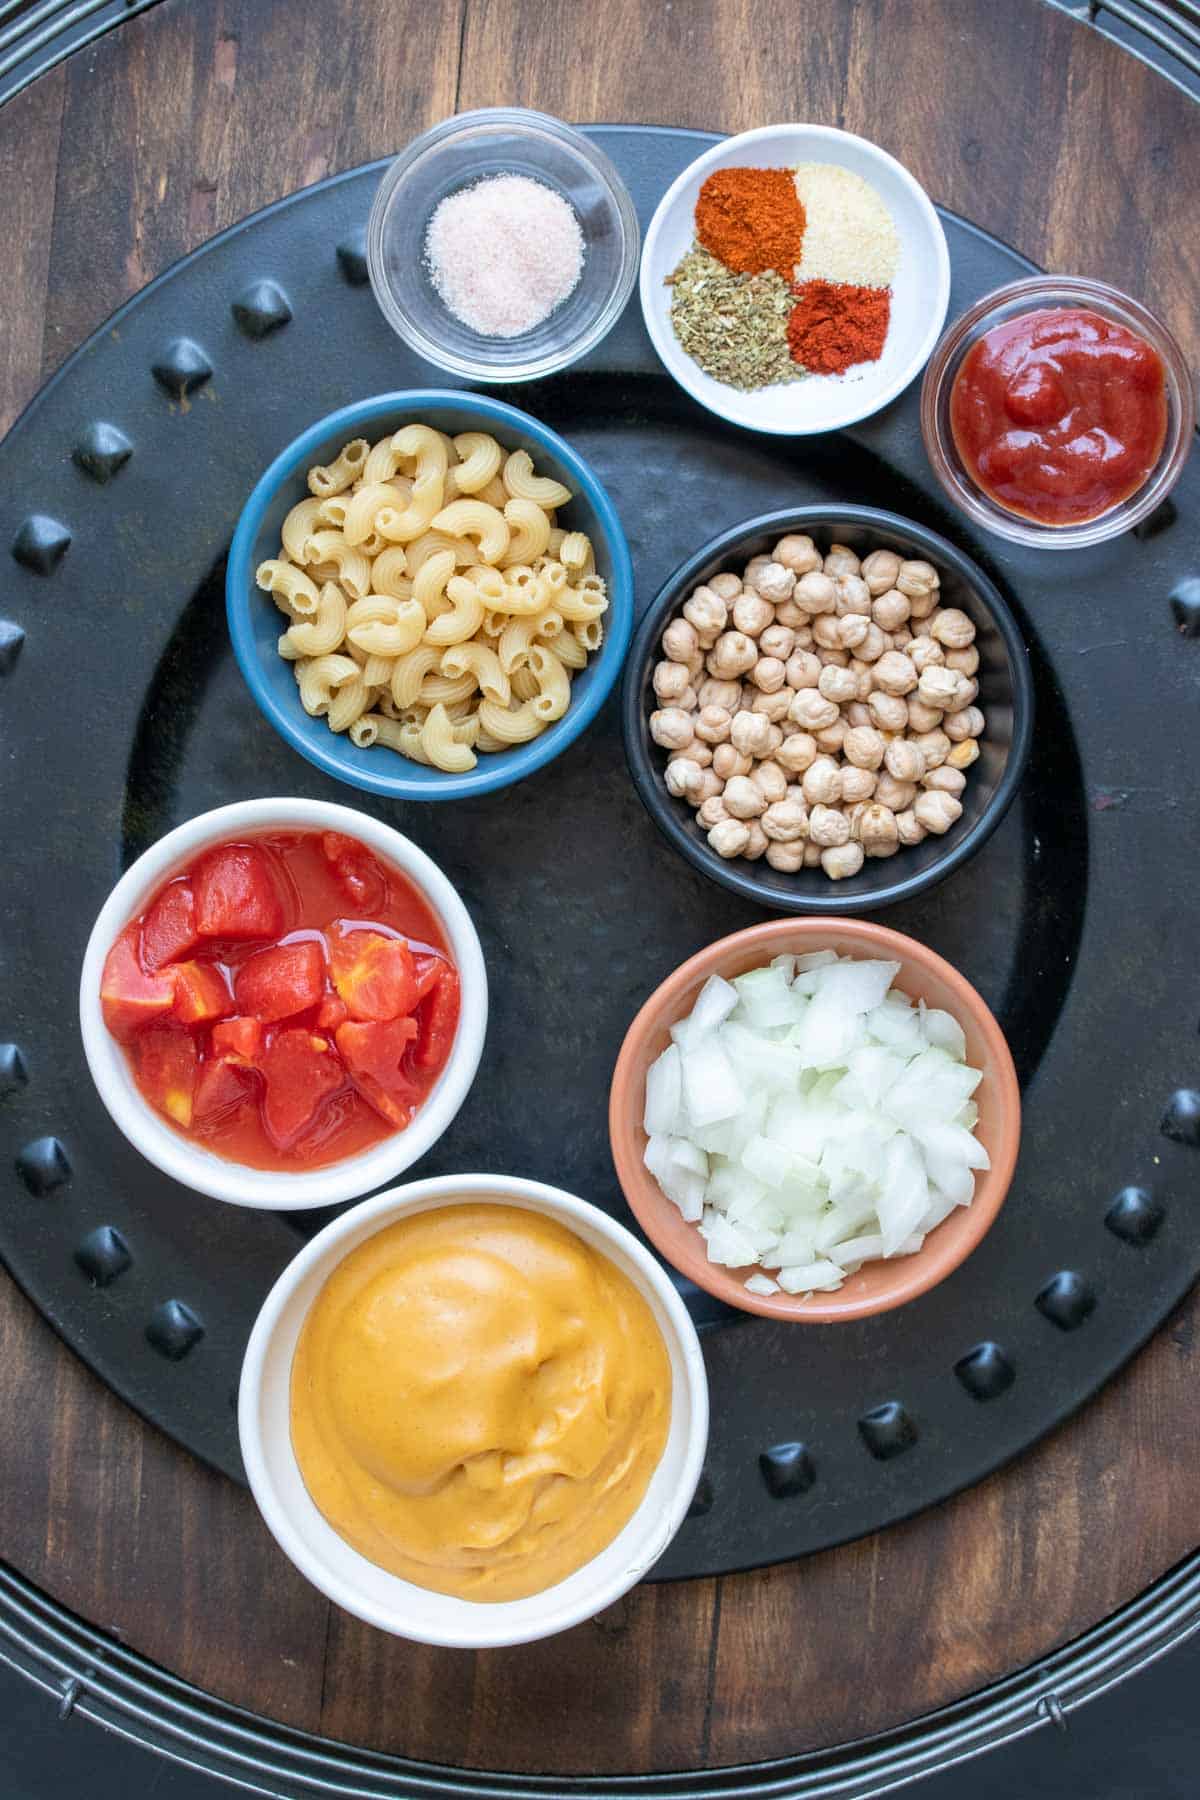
[609,918,1020,1322]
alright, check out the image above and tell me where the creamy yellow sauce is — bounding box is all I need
[290,1203,672,1601]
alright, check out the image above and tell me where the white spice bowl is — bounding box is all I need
[639,124,950,436]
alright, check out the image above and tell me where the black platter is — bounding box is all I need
[0,128,1197,1582]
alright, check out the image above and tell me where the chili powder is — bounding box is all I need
[786,280,891,376]
[695,167,805,276]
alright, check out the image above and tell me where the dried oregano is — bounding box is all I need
[666,247,806,390]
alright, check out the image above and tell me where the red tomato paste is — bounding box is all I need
[100,831,460,1171]
[949,307,1167,526]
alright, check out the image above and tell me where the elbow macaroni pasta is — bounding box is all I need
[260,424,609,773]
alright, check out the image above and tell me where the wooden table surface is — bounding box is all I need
[2,0,1198,1778]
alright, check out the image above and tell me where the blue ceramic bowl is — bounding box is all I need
[227,391,633,800]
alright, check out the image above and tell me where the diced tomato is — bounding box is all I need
[321,832,385,911]
[259,1029,344,1150]
[100,928,177,1043]
[172,960,233,1026]
[316,994,349,1032]
[136,1025,198,1127]
[329,928,418,1022]
[412,954,444,1004]
[194,1055,255,1121]
[193,843,284,942]
[413,965,460,1071]
[211,1016,264,1062]
[234,940,325,1023]
[335,1017,420,1126]
[141,880,199,970]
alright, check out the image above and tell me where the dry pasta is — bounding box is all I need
[260,423,609,773]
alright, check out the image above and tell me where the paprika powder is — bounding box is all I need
[786,280,891,376]
[695,167,805,276]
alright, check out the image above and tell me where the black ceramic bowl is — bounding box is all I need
[621,506,1034,914]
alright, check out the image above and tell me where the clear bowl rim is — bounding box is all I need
[920,273,1196,550]
[366,107,641,383]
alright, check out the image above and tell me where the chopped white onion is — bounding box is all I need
[641,954,990,1295]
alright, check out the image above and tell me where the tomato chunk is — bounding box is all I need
[259,1029,343,1150]
[316,994,349,1032]
[211,1016,264,1062]
[141,881,199,970]
[172,960,233,1026]
[235,940,325,1023]
[329,928,418,1021]
[136,1026,198,1127]
[194,1055,255,1121]
[412,954,444,1004]
[335,1018,419,1126]
[321,832,385,911]
[193,844,284,942]
[100,928,176,1043]
[414,965,460,1070]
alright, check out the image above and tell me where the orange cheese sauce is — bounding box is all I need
[289,1204,672,1602]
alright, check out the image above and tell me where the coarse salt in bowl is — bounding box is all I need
[369,108,640,383]
[640,124,950,436]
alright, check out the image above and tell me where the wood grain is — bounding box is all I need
[2,0,1199,1776]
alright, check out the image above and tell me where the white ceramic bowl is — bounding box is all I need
[238,1175,710,1647]
[79,799,487,1210]
[639,124,950,436]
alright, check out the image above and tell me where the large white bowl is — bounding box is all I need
[238,1175,710,1647]
[639,124,950,436]
[79,799,487,1210]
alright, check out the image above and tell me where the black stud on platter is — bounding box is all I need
[73,421,133,482]
[1170,577,1200,638]
[0,1042,28,1095]
[1161,1089,1200,1146]
[759,1442,816,1498]
[152,339,213,398]
[0,621,24,673]
[687,1471,714,1517]
[955,1342,1015,1401]
[1105,1186,1165,1245]
[1036,1271,1096,1331]
[336,228,369,285]
[858,1402,917,1461]
[75,1225,132,1288]
[232,280,293,338]
[15,1136,71,1195]
[145,1299,204,1360]
[12,514,70,574]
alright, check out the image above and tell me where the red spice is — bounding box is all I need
[695,166,805,276]
[787,280,891,375]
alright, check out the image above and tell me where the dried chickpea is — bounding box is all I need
[821,842,865,881]
[842,724,886,769]
[945,645,980,677]
[838,613,870,651]
[817,664,858,705]
[670,740,711,774]
[813,718,847,755]
[708,818,750,859]
[767,839,807,872]
[875,772,917,811]
[802,841,824,868]
[708,630,758,678]
[861,549,902,596]
[896,560,939,602]
[773,535,821,574]
[947,738,981,771]
[930,607,976,650]
[759,623,795,660]
[840,764,877,804]
[712,743,752,781]
[653,660,693,702]
[751,760,789,804]
[682,585,727,645]
[750,562,796,606]
[664,757,703,801]
[742,819,769,861]
[872,650,919,697]
[697,677,743,712]
[895,808,926,846]
[913,727,951,769]
[916,665,971,712]
[835,574,872,616]
[871,588,911,631]
[776,731,818,774]
[694,768,723,802]
[774,599,806,630]
[812,613,843,650]
[785,649,822,689]
[892,626,914,650]
[791,624,815,649]
[650,707,694,750]
[708,571,742,602]
[860,803,900,858]
[723,775,766,819]
[697,794,728,828]
[847,659,874,701]
[824,544,861,578]
[923,764,966,796]
[908,636,945,674]
[856,621,888,663]
[817,646,850,668]
[789,687,840,733]
[906,697,944,734]
[749,655,787,694]
[662,617,699,664]
[867,690,909,733]
[750,687,793,722]
[694,704,732,744]
[733,591,775,637]
[809,803,850,848]
[802,756,843,805]
[794,570,837,616]
[761,798,808,842]
[845,700,873,729]
[913,790,962,835]
[884,738,927,783]
[730,710,776,758]
[944,704,985,743]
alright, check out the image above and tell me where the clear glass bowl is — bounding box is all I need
[920,275,1195,549]
[367,108,639,383]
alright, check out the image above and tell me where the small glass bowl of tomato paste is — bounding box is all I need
[921,275,1194,549]
[79,800,487,1209]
